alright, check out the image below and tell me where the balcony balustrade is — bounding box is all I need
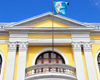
[25,64,77,80]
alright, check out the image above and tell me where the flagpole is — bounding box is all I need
[52,0,54,54]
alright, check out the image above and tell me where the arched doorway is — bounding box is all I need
[0,51,5,80]
[97,53,100,72]
[35,51,65,65]
[95,49,100,80]
[32,48,68,65]
[0,55,2,74]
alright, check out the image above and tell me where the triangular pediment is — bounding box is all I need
[29,20,69,27]
[11,12,88,28]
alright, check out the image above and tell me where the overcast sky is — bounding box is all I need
[0,0,100,23]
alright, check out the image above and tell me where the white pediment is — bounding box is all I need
[9,12,88,28]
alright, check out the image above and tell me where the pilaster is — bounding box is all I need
[83,42,97,80]
[5,42,17,80]
[72,42,85,80]
[16,42,28,80]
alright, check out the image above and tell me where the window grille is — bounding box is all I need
[97,53,100,72]
[0,55,2,74]
[35,51,65,65]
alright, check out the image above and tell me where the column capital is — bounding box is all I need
[18,42,28,50]
[83,42,92,53]
[72,42,81,48]
[82,42,92,51]
[8,42,17,51]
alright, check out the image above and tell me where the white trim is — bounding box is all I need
[0,50,5,80]
[95,49,100,80]
[17,42,28,80]
[72,42,85,80]
[91,39,100,44]
[32,48,69,65]
[25,72,77,80]
[10,12,87,27]
[83,43,97,80]
[28,37,71,46]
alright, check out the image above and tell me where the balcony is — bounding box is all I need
[25,64,77,80]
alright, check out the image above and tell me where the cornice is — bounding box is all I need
[18,42,28,50]
[0,25,100,33]
[10,12,87,27]
[0,38,99,45]
[5,27,94,32]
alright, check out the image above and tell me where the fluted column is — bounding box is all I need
[17,42,28,80]
[72,42,85,80]
[5,42,17,80]
[83,42,97,80]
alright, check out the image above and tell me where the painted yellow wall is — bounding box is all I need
[0,18,100,80]
[26,46,74,67]
[0,35,9,39]
[92,44,100,80]
[1,37,100,80]
[81,48,88,80]
[2,43,100,80]
[28,34,71,38]
[14,50,19,80]
[0,44,8,80]
[90,36,100,39]
[80,44,100,80]
[30,20,69,27]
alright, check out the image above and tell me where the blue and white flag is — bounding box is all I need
[53,1,69,15]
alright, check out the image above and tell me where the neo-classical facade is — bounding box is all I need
[0,12,100,80]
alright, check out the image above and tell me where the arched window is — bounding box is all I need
[97,53,100,72]
[0,55,2,74]
[35,51,65,65]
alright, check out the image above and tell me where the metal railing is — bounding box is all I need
[25,64,76,78]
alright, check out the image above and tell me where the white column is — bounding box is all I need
[83,42,97,80]
[5,42,17,80]
[17,42,28,80]
[72,42,85,80]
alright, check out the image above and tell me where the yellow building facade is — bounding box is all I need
[0,12,100,80]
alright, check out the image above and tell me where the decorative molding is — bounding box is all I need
[72,42,81,48]
[8,42,17,52]
[91,32,100,36]
[25,72,77,80]
[18,42,28,51]
[0,39,8,44]
[72,42,81,51]
[9,12,87,27]
[25,31,71,34]
[0,32,9,35]
[28,37,71,46]
[8,42,17,48]
[32,48,69,65]
[71,32,91,43]
[91,39,100,44]
[82,42,91,47]
[82,42,92,52]
[0,38,99,45]
[25,64,76,80]
[5,27,94,31]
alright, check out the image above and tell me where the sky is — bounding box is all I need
[0,0,100,23]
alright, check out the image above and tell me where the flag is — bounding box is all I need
[53,1,69,15]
